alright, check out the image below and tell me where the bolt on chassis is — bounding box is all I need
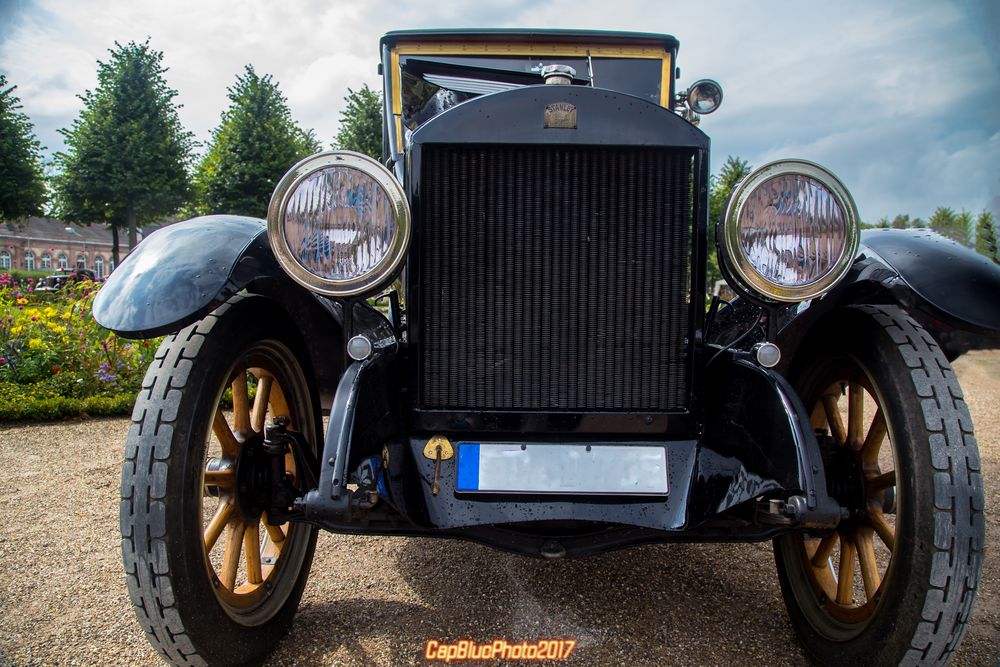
[93,29,998,666]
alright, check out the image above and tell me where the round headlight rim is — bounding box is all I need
[686,78,724,115]
[267,150,411,298]
[720,159,860,304]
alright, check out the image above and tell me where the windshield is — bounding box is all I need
[399,54,663,136]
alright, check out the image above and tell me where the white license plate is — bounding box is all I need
[455,443,668,495]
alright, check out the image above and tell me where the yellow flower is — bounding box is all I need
[16,298,27,305]
[10,325,22,334]
[43,307,57,318]
[28,338,42,349]
[61,312,72,320]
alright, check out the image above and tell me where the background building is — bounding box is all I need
[0,218,167,278]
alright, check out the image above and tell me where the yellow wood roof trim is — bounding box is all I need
[393,42,667,58]
[389,43,672,153]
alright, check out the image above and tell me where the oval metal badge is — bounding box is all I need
[544,102,577,129]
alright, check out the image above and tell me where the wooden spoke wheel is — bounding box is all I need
[202,357,306,613]
[796,374,897,625]
[120,295,320,665]
[773,306,983,665]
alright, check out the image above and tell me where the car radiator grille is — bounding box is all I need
[417,144,692,412]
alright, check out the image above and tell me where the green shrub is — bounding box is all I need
[0,272,160,421]
[9,268,50,283]
[0,391,135,421]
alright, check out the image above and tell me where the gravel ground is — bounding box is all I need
[1,350,998,666]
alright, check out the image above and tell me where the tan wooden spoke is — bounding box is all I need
[243,521,263,585]
[837,534,857,605]
[861,408,887,468]
[822,393,847,446]
[269,382,292,426]
[204,501,235,551]
[232,373,252,436]
[810,532,837,569]
[220,518,246,590]
[213,409,240,456]
[251,375,274,433]
[868,507,895,551]
[866,469,896,493]
[262,513,286,545]
[847,383,865,451]
[857,528,881,599]
[204,468,235,489]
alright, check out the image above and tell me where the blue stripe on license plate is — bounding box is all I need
[456,442,480,491]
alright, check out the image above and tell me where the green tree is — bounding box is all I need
[875,216,891,229]
[332,85,382,159]
[928,206,972,246]
[955,210,974,246]
[975,210,998,263]
[51,41,194,264]
[891,214,910,229]
[708,156,752,287]
[195,65,320,218]
[0,74,47,222]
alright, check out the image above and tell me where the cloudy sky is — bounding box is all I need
[1,0,997,222]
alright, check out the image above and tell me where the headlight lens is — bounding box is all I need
[268,151,410,297]
[720,160,859,302]
[686,79,723,114]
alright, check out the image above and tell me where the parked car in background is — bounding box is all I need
[34,268,97,292]
[93,28,999,666]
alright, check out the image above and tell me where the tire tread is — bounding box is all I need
[858,305,982,665]
[121,297,243,667]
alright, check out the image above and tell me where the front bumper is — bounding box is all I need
[290,338,843,558]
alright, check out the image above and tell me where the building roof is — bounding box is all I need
[2,217,116,246]
[0,216,172,247]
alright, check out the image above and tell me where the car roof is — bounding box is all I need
[380,28,679,53]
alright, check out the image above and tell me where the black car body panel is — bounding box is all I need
[737,229,1000,370]
[859,228,1000,331]
[92,215,271,338]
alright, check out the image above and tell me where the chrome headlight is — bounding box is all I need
[686,79,723,114]
[267,151,411,297]
[720,160,860,302]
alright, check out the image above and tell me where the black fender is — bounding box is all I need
[698,356,841,528]
[91,215,358,410]
[860,229,1000,331]
[93,215,274,337]
[749,229,1000,369]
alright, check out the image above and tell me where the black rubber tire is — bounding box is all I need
[120,294,320,666]
[774,305,983,666]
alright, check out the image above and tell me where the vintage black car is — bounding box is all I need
[93,29,998,666]
[34,267,97,292]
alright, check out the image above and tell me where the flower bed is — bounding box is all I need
[0,273,159,421]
